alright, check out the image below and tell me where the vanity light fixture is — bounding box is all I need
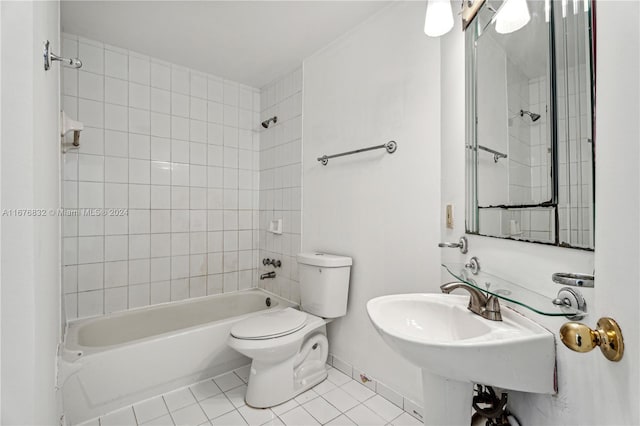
[424,0,454,37]
[494,0,531,34]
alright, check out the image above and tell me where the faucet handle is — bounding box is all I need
[483,295,502,321]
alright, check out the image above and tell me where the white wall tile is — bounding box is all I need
[79,71,104,101]
[151,62,171,90]
[129,82,150,110]
[129,55,150,85]
[105,49,128,80]
[79,42,104,74]
[105,130,128,157]
[79,98,104,128]
[78,290,103,318]
[171,66,190,95]
[105,104,128,132]
[62,34,261,319]
[105,235,128,262]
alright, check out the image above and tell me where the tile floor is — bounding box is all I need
[76,365,422,426]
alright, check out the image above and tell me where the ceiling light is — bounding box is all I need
[424,0,454,37]
[495,0,531,34]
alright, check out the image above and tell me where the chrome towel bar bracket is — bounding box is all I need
[318,140,397,166]
[43,40,82,71]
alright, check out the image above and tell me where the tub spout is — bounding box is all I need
[260,271,276,280]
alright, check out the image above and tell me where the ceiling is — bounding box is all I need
[61,1,391,88]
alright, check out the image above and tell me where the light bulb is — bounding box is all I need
[495,0,531,34]
[545,0,550,22]
[424,0,454,37]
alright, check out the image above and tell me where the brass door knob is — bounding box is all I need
[559,317,624,362]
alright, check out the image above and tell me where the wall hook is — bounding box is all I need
[44,40,82,71]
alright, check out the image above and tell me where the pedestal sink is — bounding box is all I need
[367,293,556,425]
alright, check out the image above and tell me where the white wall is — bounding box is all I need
[0,1,61,423]
[257,68,303,303]
[60,34,262,320]
[441,2,639,424]
[302,1,441,403]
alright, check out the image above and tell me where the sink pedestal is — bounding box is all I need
[421,371,472,426]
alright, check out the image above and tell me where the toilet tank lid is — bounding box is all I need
[297,252,352,267]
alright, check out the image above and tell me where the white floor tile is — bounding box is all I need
[74,367,420,426]
[170,403,208,426]
[234,365,251,383]
[164,388,198,412]
[293,388,318,405]
[325,414,356,426]
[214,372,244,391]
[302,396,341,424]
[341,381,375,403]
[237,405,277,425]
[279,406,320,426]
[101,406,137,426]
[191,380,223,401]
[224,384,248,408]
[270,399,299,416]
[363,395,404,422]
[199,394,236,420]
[326,368,351,387]
[135,396,170,424]
[388,412,423,426]
[143,414,176,426]
[260,417,285,426]
[344,404,386,426]
[210,410,248,425]
[312,379,337,395]
[321,388,359,413]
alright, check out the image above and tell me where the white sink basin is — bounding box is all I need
[367,293,556,425]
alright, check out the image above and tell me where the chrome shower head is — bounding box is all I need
[261,116,277,129]
[520,110,541,122]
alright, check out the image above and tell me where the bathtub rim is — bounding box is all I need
[63,288,297,358]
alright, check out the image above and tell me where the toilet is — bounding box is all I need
[227,252,352,408]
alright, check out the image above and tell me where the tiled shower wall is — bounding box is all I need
[506,58,532,205]
[61,34,261,319]
[257,69,303,303]
[557,63,594,248]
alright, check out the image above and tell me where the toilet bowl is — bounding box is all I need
[227,252,352,408]
[227,308,330,408]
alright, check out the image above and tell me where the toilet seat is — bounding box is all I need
[231,308,308,340]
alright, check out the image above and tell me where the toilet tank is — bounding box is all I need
[297,252,352,318]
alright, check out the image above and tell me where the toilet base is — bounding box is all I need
[245,367,328,408]
[245,332,329,408]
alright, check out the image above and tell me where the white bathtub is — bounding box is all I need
[60,289,295,425]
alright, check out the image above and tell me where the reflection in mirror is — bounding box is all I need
[466,0,594,250]
[555,2,595,248]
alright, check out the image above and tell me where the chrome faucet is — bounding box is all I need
[260,271,276,280]
[440,282,502,321]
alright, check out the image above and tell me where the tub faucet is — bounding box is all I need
[260,271,276,280]
[440,282,502,321]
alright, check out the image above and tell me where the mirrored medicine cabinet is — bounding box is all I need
[465,0,595,250]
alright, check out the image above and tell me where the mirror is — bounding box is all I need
[466,0,595,250]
